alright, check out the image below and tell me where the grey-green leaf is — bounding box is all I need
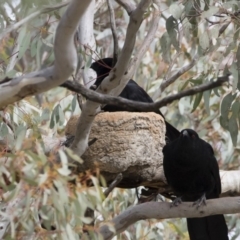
[71,95,77,112]
[203,90,211,115]
[192,92,203,112]
[160,33,171,63]
[229,115,238,146]
[199,31,209,50]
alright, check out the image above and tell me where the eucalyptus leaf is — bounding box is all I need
[71,95,77,112]
[55,104,60,123]
[36,39,42,69]
[58,105,65,126]
[221,92,236,117]
[169,3,182,20]
[49,107,57,129]
[160,33,171,63]
[203,90,211,115]
[229,115,238,146]
[15,125,27,151]
[201,6,219,18]
[220,92,236,130]
[0,123,9,137]
[236,43,240,91]
[30,38,37,57]
[199,31,209,50]
[40,108,50,122]
[192,92,203,112]
[232,101,240,117]
[18,31,31,60]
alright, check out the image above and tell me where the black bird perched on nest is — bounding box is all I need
[89,57,180,143]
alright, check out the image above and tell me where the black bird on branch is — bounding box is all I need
[89,57,180,142]
[163,129,228,240]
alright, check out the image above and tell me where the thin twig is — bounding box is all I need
[104,173,123,198]
[61,74,230,111]
[164,52,182,82]
[160,56,197,92]
[157,75,229,106]
[107,0,119,65]
[115,0,136,15]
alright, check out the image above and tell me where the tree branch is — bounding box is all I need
[99,197,240,240]
[61,74,229,112]
[104,173,123,198]
[155,75,229,107]
[133,0,161,68]
[152,55,198,100]
[70,0,152,157]
[107,0,119,65]
[0,0,91,109]
[115,0,136,15]
[76,0,96,88]
[101,0,161,100]
[161,56,197,92]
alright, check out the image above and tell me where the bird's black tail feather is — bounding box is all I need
[187,215,228,240]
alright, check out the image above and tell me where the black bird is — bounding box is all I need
[163,129,228,240]
[89,58,180,142]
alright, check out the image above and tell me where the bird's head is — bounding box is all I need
[180,129,199,140]
[90,58,114,88]
[82,58,114,89]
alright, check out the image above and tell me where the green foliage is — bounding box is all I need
[0,0,240,238]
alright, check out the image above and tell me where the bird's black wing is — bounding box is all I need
[90,58,180,142]
[103,80,158,112]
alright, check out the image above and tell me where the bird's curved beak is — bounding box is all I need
[182,130,189,137]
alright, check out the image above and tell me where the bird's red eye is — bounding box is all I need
[191,134,195,139]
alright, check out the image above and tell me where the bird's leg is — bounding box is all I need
[170,196,182,207]
[193,193,206,208]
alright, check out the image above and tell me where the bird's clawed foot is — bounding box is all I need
[171,197,182,207]
[193,193,206,208]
